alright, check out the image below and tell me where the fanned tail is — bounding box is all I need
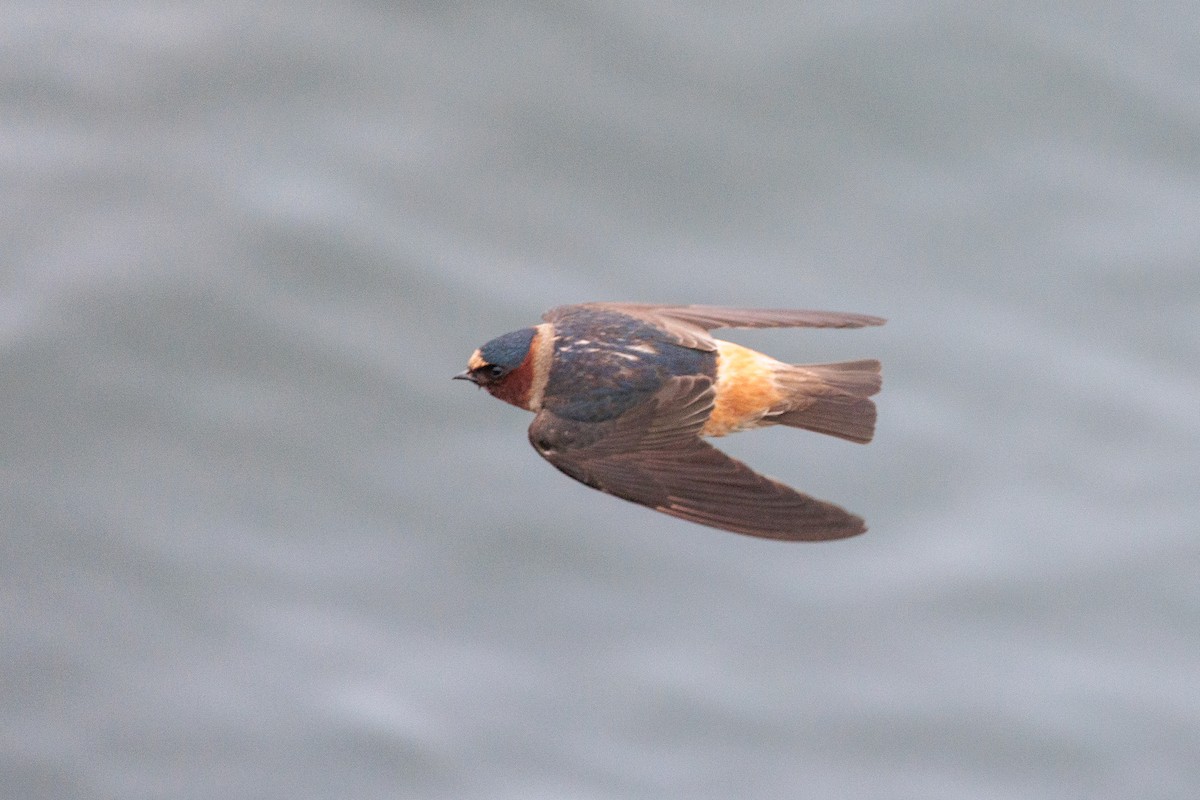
[769,359,881,444]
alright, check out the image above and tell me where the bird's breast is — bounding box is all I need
[702,340,785,437]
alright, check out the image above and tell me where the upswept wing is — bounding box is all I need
[543,303,884,351]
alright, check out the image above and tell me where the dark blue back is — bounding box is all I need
[544,309,714,421]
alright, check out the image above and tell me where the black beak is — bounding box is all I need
[453,370,479,385]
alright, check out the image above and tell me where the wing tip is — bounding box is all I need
[658,500,869,542]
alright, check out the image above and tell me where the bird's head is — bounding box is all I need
[454,327,539,408]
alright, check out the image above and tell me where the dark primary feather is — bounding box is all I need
[527,376,866,541]
[543,303,885,351]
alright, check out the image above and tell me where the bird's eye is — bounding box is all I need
[488,365,505,378]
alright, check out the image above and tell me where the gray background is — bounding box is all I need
[4,4,1198,799]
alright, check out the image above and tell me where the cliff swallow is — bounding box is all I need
[455,303,884,541]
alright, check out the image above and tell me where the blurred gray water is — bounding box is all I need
[3,4,1198,799]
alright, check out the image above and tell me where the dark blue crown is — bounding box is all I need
[479,327,536,369]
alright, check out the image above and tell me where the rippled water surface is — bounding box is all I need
[4,4,1198,798]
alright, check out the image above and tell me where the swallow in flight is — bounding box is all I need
[455,303,884,541]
